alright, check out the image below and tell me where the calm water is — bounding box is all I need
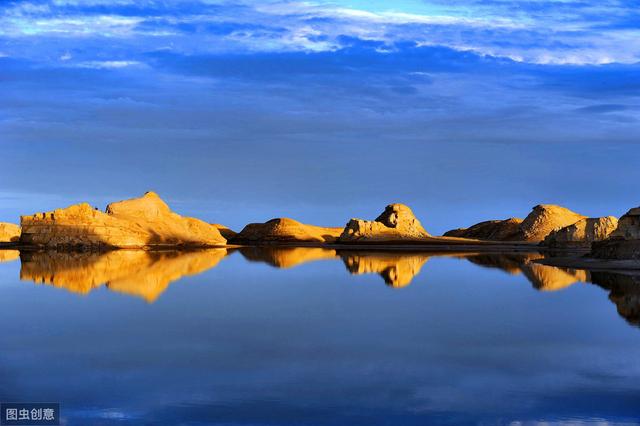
[1,248,639,425]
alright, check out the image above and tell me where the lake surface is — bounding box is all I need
[1,247,639,425]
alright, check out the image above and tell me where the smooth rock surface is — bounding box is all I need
[519,204,586,242]
[0,222,21,243]
[543,216,619,248]
[231,218,342,244]
[339,204,430,243]
[444,218,523,241]
[20,192,227,249]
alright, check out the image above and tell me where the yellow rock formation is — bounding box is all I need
[519,204,586,242]
[340,251,430,287]
[339,204,430,243]
[0,222,20,243]
[233,218,342,244]
[0,250,20,263]
[544,216,619,247]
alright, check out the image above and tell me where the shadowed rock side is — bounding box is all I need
[0,250,20,263]
[340,251,430,287]
[20,249,228,302]
[543,216,618,248]
[20,192,226,249]
[591,207,640,260]
[212,224,237,240]
[444,218,523,241]
[231,218,343,244]
[339,204,430,243]
[590,271,640,326]
[0,222,21,243]
[239,247,337,268]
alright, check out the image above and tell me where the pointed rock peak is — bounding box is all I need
[106,191,171,218]
[339,203,430,242]
[520,204,586,242]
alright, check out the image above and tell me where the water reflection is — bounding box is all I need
[8,247,640,325]
[19,249,228,302]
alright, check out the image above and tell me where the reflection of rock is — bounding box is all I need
[0,222,21,243]
[20,249,227,302]
[339,204,430,243]
[444,218,523,241]
[0,250,20,263]
[519,204,586,242]
[591,208,640,260]
[543,216,618,248]
[520,262,589,291]
[20,192,226,249]
[590,271,640,326]
[239,246,337,268]
[340,251,430,287]
[232,218,342,244]
[464,253,543,275]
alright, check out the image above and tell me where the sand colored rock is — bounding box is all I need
[518,204,586,242]
[20,249,227,302]
[212,224,237,240]
[444,218,523,241]
[0,250,20,263]
[339,204,430,243]
[0,222,21,243]
[590,207,640,260]
[20,192,226,249]
[340,251,430,287]
[520,262,590,291]
[610,207,640,240]
[232,218,342,244]
[543,216,618,248]
[240,247,337,268]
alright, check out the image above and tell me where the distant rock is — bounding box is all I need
[444,218,522,241]
[0,222,20,243]
[20,192,227,249]
[339,204,430,243]
[212,224,237,240]
[519,204,586,242]
[591,207,640,260]
[231,218,342,244]
[543,216,618,248]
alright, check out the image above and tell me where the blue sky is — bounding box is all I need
[1,0,639,233]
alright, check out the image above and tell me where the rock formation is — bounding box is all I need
[340,251,430,287]
[339,204,430,243]
[212,224,237,240]
[590,207,640,260]
[20,249,228,302]
[444,218,523,241]
[0,222,20,243]
[543,216,618,248]
[519,204,586,242]
[231,218,342,244]
[20,192,227,249]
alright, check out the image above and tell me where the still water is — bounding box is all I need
[0,248,639,425]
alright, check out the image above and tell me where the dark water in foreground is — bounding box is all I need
[0,248,639,425]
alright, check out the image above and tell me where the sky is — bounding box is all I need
[1,0,639,234]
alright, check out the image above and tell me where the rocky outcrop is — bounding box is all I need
[590,207,640,260]
[519,204,586,242]
[231,218,342,244]
[444,218,522,241]
[20,249,228,302]
[339,204,430,243]
[0,222,20,243]
[212,224,237,240]
[543,216,618,248]
[20,192,227,249]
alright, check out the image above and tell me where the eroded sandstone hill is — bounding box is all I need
[444,218,522,241]
[339,204,430,243]
[231,218,343,244]
[20,192,226,249]
[543,216,618,248]
[591,207,640,260]
[0,222,20,243]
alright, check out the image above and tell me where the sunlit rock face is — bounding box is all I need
[444,218,523,241]
[340,251,430,287]
[239,247,337,268]
[20,192,226,249]
[0,250,20,263]
[590,207,640,260]
[20,249,227,302]
[519,204,586,242]
[232,218,342,244]
[0,222,21,243]
[339,204,430,243]
[543,216,619,248]
[590,271,640,326]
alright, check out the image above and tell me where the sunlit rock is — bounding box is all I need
[20,249,228,302]
[232,218,342,244]
[20,192,227,249]
[0,250,20,263]
[543,216,619,248]
[340,251,430,287]
[590,207,640,260]
[339,204,430,243]
[0,222,20,243]
[239,246,338,268]
[519,204,586,242]
[444,218,523,241]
